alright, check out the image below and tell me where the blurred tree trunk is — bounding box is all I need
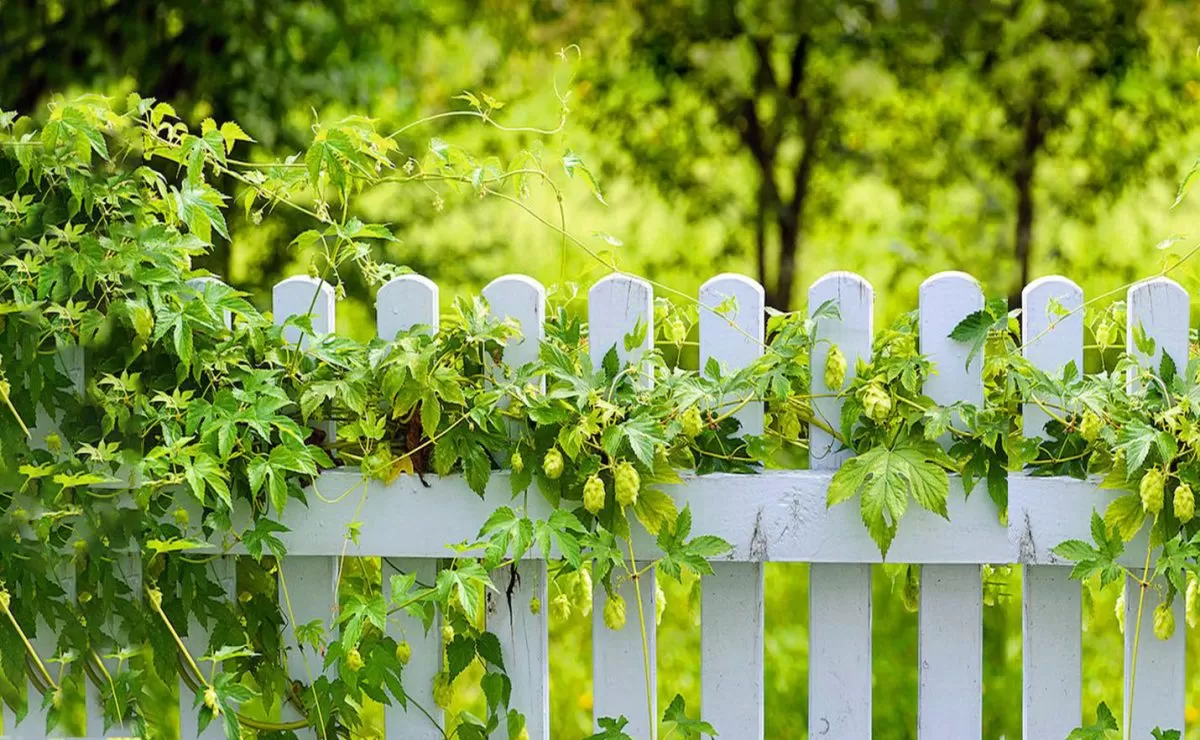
[739,33,822,311]
[1011,103,1044,307]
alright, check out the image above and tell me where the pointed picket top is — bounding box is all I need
[483,274,546,380]
[1126,276,1189,387]
[378,273,439,340]
[809,271,874,469]
[272,275,335,347]
[1021,276,1083,440]
[699,273,765,437]
[588,273,654,380]
[919,271,984,412]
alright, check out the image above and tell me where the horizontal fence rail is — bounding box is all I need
[2,268,1192,740]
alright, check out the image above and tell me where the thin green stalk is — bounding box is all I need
[625,536,656,740]
[1124,521,1156,740]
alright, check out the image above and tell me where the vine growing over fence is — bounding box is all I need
[1,76,1199,740]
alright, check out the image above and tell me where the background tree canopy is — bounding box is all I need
[5,0,1200,737]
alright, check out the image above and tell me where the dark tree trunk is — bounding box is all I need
[755,178,769,290]
[1011,104,1043,307]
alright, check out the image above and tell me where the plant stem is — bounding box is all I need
[1124,520,1156,740]
[625,536,656,740]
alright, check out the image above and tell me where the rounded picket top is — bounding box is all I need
[187,275,234,329]
[1020,276,1084,440]
[483,274,546,370]
[807,271,874,391]
[919,270,984,410]
[699,273,765,437]
[807,272,874,469]
[272,275,336,346]
[588,273,654,371]
[377,273,439,340]
[1021,275,1084,356]
[1127,276,1189,378]
[698,273,765,363]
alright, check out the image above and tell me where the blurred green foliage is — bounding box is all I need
[5,0,1200,737]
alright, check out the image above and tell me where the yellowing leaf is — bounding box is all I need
[219,121,253,154]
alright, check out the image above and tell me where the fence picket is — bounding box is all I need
[179,277,238,740]
[698,274,765,738]
[85,556,142,737]
[1123,277,1188,737]
[178,560,236,740]
[807,272,874,739]
[29,569,73,738]
[588,274,656,737]
[1020,276,1084,738]
[14,266,1194,740]
[21,345,85,737]
[273,276,339,736]
[917,272,983,738]
[483,275,549,739]
[376,274,444,739]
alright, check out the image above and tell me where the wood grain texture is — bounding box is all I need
[377,274,445,738]
[1020,276,1083,738]
[1123,277,1188,736]
[917,272,982,738]
[484,274,549,739]
[588,273,656,735]
[273,276,339,735]
[698,274,764,738]
[808,272,873,740]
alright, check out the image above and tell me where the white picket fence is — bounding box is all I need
[0,269,1191,740]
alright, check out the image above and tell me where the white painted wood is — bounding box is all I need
[1124,575,1185,737]
[698,274,764,738]
[180,559,236,740]
[181,277,239,740]
[1127,277,1189,387]
[588,274,654,385]
[22,341,85,738]
[807,272,873,740]
[377,274,444,738]
[385,558,442,739]
[378,274,439,342]
[24,569,73,738]
[920,271,985,413]
[594,573,656,738]
[278,556,339,726]
[1021,276,1084,438]
[1123,277,1188,737]
[489,564,548,740]
[589,274,656,735]
[698,273,765,437]
[482,274,546,381]
[917,565,983,737]
[86,555,142,738]
[1020,276,1084,739]
[484,275,548,739]
[1011,475,1147,567]
[273,276,339,735]
[182,470,1013,563]
[1021,566,1080,736]
[917,271,982,738]
[808,272,873,467]
[273,276,336,350]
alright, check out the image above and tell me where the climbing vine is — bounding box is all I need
[1,70,1199,740]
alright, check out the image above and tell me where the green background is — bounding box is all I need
[5,0,1200,736]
